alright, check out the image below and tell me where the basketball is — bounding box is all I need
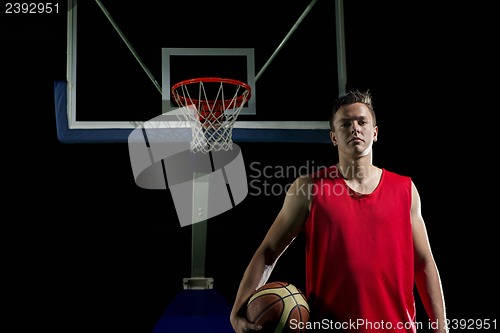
[246,281,310,333]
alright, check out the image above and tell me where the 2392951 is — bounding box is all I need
[5,2,59,14]
[445,318,497,330]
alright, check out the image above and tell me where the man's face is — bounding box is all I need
[330,102,378,158]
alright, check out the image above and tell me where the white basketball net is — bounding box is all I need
[171,78,251,154]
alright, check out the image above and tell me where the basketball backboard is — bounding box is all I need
[57,0,346,143]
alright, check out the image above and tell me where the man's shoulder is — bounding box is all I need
[382,168,413,186]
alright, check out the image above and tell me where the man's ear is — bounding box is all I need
[373,126,378,142]
[330,131,337,146]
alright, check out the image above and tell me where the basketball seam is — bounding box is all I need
[252,297,285,325]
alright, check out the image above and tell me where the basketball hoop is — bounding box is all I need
[171,77,251,153]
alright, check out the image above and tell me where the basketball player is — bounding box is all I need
[230,90,448,332]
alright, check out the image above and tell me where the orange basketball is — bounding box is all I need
[246,281,310,333]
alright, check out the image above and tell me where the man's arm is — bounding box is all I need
[411,181,449,333]
[230,175,311,333]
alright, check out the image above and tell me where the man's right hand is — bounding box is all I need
[230,313,262,333]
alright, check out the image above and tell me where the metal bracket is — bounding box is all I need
[183,277,214,290]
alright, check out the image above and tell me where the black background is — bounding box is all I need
[2,1,497,332]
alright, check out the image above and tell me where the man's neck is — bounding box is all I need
[337,161,381,195]
[337,158,377,182]
[338,163,370,178]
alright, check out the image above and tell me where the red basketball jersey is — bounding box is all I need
[304,165,416,332]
